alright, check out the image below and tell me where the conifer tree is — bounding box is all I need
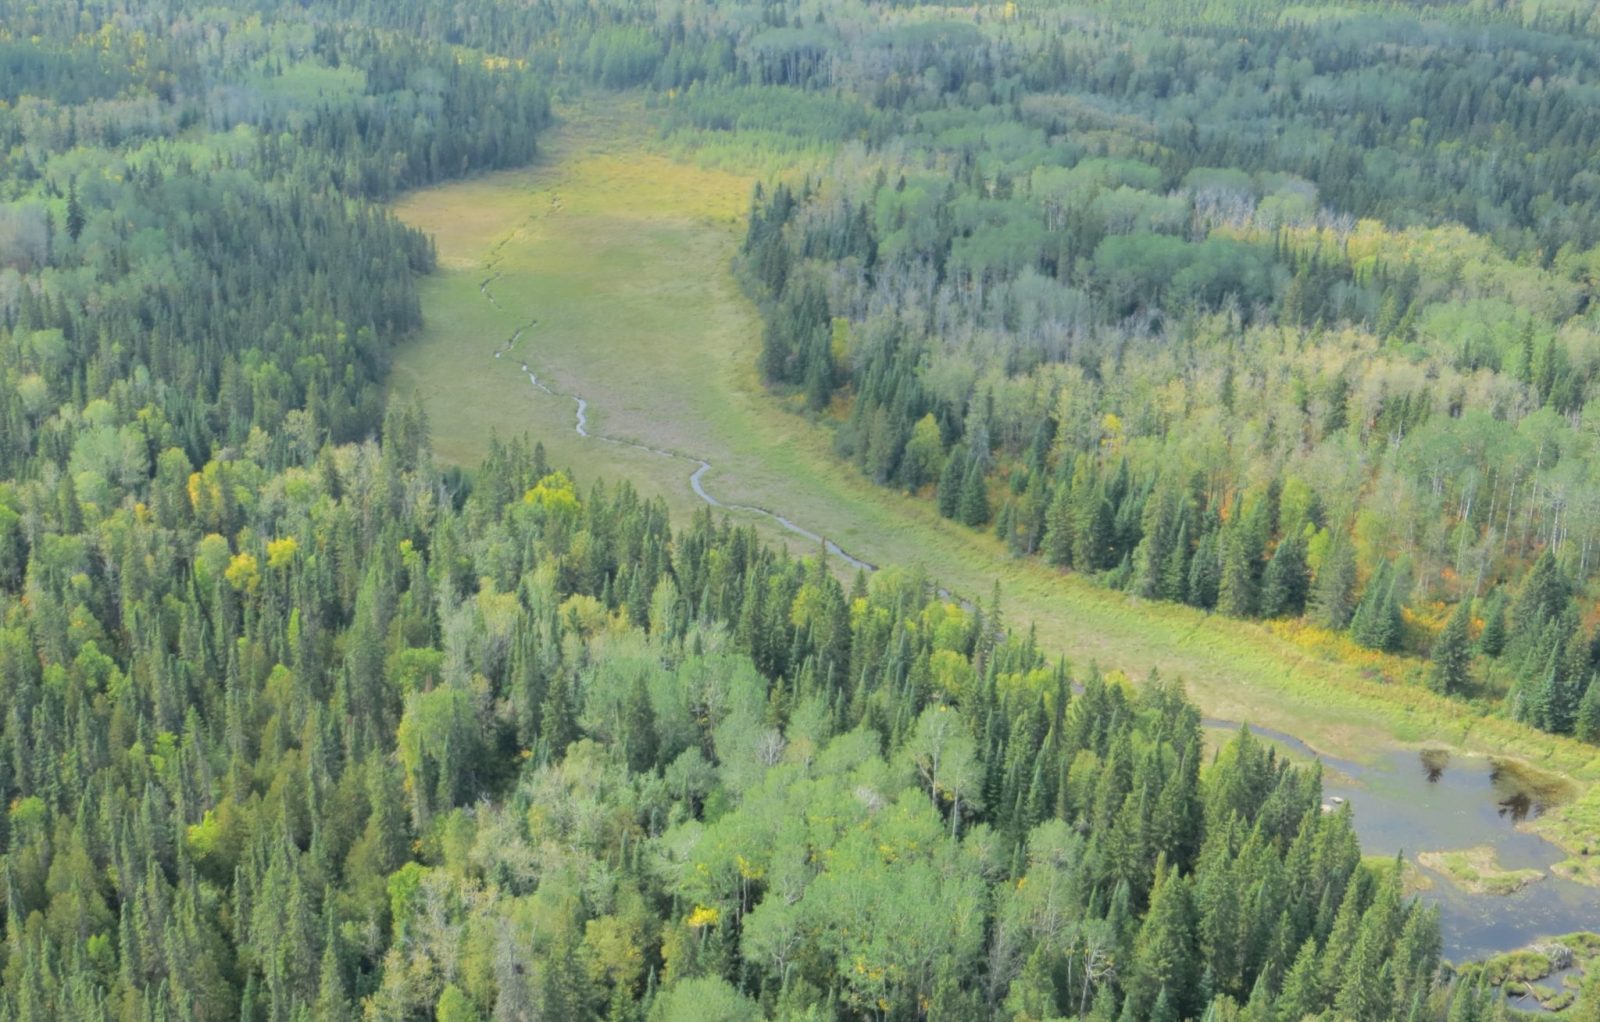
[1351,562,1402,652]
[624,674,660,773]
[1259,530,1309,618]
[1310,540,1358,630]
[1477,589,1508,657]
[1218,527,1259,618]
[959,462,991,527]
[1429,599,1473,695]
[937,448,965,520]
[1276,938,1323,1019]
[66,182,85,242]
[1577,678,1600,744]
[1161,518,1192,603]
[1130,861,1200,1021]
[1042,485,1075,567]
[1187,531,1221,610]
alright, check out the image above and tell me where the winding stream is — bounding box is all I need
[478,240,876,574]
[465,200,1598,967]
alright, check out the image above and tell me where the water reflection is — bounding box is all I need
[1204,720,1598,961]
[1489,760,1558,823]
[1499,789,1535,823]
[1419,749,1555,823]
[1422,748,1450,784]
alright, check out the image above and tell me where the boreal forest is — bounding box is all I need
[4,0,1600,1020]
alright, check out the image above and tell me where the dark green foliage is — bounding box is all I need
[1218,524,1261,619]
[1578,679,1600,744]
[1187,531,1222,611]
[1259,530,1310,619]
[1429,600,1474,695]
[1477,589,1508,658]
[937,446,965,520]
[958,460,991,527]
[0,404,1437,1019]
[1351,562,1404,653]
[1311,541,1359,632]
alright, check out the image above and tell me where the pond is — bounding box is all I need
[1203,719,1599,963]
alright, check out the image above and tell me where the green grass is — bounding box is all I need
[1478,948,1556,986]
[1416,846,1545,896]
[390,92,1600,869]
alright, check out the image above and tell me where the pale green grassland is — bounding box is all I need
[392,94,1600,871]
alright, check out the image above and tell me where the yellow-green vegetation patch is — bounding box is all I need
[1478,948,1558,986]
[1470,940,1597,1013]
[1417,845,1545,895]
[1538,785,1600,884]
[1555,933,1600,957]
[1543,990,1576,1011]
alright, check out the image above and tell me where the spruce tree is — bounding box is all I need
[1477,589,1508,656]
[1130,861,1201,1021]
[1259,530,1309,618]
[1218,526,1259,619]
[1161,519,1192,603]
[958,462,991,527]
[1446,978,1488,1022]
[1074,489,1116,571]
[937,448,965,519]
[1132,490,1174,599]
[624,674,659,774]
[1333,926,1392,1022]
[1042,484,1075,567]
[1350,563,1401,652]
[1577,678,1600,744]
[1310,539,1358,630]
[1429,599,1473,695]
[65,182,85,242]
[540,671,579,760]
[1533,655,1580,734]
[1187,530,1221,610]
[1509,551,1570,657]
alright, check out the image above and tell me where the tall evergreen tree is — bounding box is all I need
[1350,562,1402,652]
[937,448,965,520]
[1310,540,1358,631]
[1130,862,1201,1021]
[959,462,991,527]
[1429,599,1473,695]
[1259,530,1310,618]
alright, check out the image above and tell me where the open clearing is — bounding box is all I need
[392,95,1600,865]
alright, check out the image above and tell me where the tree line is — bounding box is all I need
[727,0,1600,750]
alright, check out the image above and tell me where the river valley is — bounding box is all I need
[391,96,1600,964]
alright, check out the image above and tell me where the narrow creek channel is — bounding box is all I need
[480,254,876,574]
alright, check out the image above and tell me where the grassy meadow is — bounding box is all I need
[391,94,1600,871]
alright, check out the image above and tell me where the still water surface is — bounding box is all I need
[1203,720,1597,962]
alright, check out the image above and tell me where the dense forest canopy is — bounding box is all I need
[2,0,1600,1019]
[716,0,1600,750]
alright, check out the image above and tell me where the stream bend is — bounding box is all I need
[478,241,877,575]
